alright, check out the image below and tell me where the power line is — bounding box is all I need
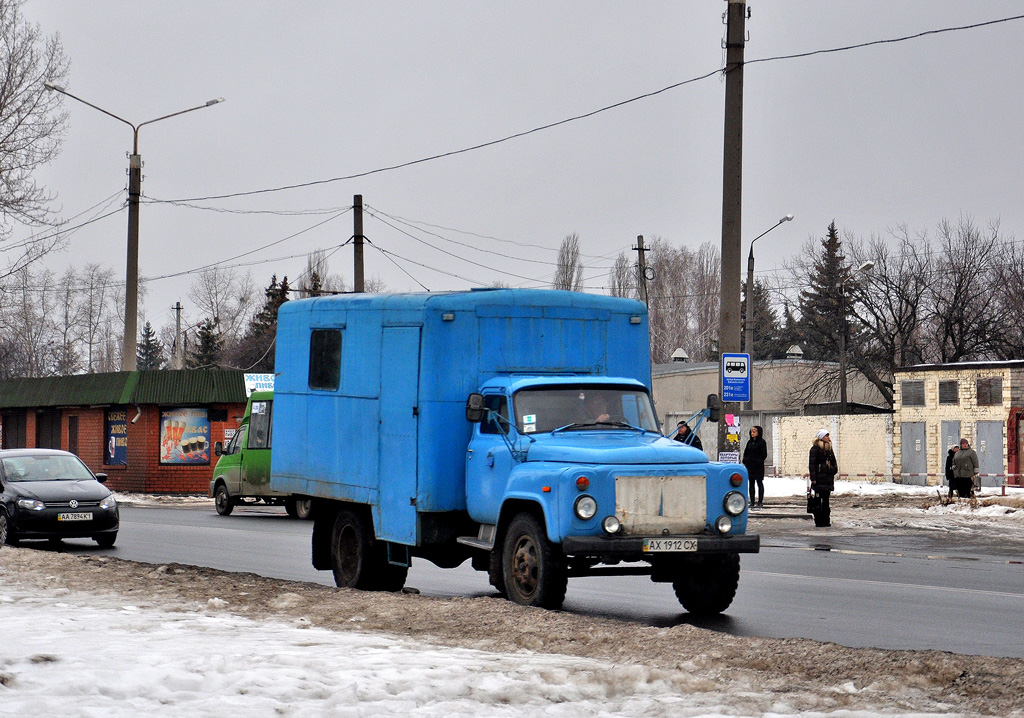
[159,13,1024,204]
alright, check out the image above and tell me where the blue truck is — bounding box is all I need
[270,289,758,613]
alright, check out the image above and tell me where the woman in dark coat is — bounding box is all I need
[945,446,957,499]
[742,425,767,508]
[808,429,838,527]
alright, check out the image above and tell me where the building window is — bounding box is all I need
[309,329,342,391]
[901,380,925,407]
[976,377,1003,406]
[938,380,959,405]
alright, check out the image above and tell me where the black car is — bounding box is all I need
[0,449,119,547]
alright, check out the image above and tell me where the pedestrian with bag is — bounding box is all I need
[808,429,837,527]
[742,425,767,509]
[952,438,979,498]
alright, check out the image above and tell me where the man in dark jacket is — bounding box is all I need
[675,421,703,451]
[945,446,958,499]
[808,429,837,527]
[742,425,768,508]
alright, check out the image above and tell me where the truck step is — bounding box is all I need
[456,536,494,551]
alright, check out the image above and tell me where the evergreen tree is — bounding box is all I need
[741,279,782,360]
[796,222,856,361]
[186,318,223,370]
[231,275,290,372]
[136,321,165,370]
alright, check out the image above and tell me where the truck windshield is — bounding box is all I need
[512,385,659,434]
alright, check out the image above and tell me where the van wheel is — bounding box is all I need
[330,509,407,592]
[502,513,567,609]
[295,499,314,520]
[672,554,740,615]
[214,485,234,516]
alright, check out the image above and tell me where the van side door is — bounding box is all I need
[240,399,273,496]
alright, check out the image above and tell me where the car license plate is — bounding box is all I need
[643,538,698,552]
[57,512,92,522]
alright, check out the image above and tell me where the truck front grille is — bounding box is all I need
[614,474,706,535]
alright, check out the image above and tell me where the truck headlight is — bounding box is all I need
[573,495,598,520]
[716,516,733,534]
[723,491,746,516]
[602,515,621,534]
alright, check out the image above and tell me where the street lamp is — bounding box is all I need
[42,83,223,371]
[742,213,793,410]
[839,260,874,414]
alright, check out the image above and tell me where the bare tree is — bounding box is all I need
[0,0,70,241]
[551,233,584,291]
[608,252,635,299]
[187,267,256,350]
[52,267,83,374]
[296,248,347,298]
[79,264,116,372]
[990,238,1024,359]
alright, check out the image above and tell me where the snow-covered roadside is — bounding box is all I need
[2,548,1022,717]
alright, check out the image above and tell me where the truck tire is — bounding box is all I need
[672,554,741,615]
[330,509,407,592]
[214,484,234,516]
[502,513,567,609]
[488,549,506,596]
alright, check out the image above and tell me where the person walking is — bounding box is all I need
[952,438,979,498]
[742,425,767,509]
[808,429,837,527]
[945,445,958,499]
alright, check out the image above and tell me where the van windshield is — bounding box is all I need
[512,385,659,434]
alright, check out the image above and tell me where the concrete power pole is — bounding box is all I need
[171,302,183,370]
[354,194,365,293]
[718,0,747,458]
[634,235,649,305]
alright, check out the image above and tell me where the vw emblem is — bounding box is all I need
[69,499,78,509]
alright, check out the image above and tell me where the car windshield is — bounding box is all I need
[512,385,660,434]
[2,455,95,482]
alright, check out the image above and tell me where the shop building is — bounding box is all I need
[0,370,247,493]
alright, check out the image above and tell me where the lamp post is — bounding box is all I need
[838,260,874,414]
[743,213,793,410]
[42,83,223,371]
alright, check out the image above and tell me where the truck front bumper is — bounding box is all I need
[562,533,760,557]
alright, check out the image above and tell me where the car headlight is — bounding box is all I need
[100,495,117,510]
[573,495,598,520]
[723,491,747,516]
[17,498,44,511]
[716,515,733,534]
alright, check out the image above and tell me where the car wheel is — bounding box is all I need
[94,532,117,548]
[0,510,16,546]
[214,484,234,516]
[502,513,567,609]
[47,537,63,548]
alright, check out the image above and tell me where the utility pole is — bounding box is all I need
[634,235,649,304]
[172,302,183,370]
[718,0,747,459]
[353,194,364,293]
[124,153,142,371]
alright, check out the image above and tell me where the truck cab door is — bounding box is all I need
[466,393,514,524]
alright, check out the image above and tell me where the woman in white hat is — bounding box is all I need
[808,429,837,527]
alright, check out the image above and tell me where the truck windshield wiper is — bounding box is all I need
[553,420,648,433]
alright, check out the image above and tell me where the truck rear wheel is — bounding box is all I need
[672,554,740,615]
[502,513,567,609]
[330,509,407,592]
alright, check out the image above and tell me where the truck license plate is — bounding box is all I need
[643,538,697,552]
[57,512,92,522]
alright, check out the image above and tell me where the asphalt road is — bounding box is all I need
[49,503,1024,659]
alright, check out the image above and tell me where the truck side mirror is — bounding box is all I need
[214,442,223,456]
[706,394,722,423]
[465,393,486,423]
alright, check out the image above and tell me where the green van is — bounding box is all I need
[210,390,312,519]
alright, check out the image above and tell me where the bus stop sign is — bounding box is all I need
[721,353,750,402]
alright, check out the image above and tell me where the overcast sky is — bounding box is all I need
[22,1,1024,331]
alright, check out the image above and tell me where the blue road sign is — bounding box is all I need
[721,353,750,402]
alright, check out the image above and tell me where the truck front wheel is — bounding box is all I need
[671,554,741,615]
[330,509,407,592]
[214,484,234,516]
[502,513,567,609]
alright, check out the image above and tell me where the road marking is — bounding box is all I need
[746,569,1024,600]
